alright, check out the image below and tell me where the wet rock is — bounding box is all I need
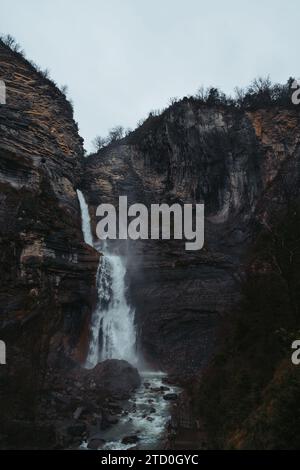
[150,387,161,392]
[122,435,140,445]
[101,413,119,429]
[87,436,106,450]
[163,393,178,401]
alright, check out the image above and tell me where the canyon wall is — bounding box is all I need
[0,42,99,431]
[84,99,300,374]
[1,40,299,448]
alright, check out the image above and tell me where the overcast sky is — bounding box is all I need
[1,0,299,151]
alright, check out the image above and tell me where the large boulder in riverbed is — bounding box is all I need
[90,359,141,397]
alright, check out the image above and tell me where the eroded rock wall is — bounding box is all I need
[84,100,300,374]
[0,42,99,421]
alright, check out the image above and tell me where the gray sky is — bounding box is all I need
[1,0,299,152]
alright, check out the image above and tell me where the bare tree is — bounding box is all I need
[234,86,246,107]
[250,76,272,94]
[107,125,124,143]
[196,85,209,101]
[40,68,50,79]
[93,135,107,152]
[1,34,21,52]
[60,84,68,96]
[169,97,178,106]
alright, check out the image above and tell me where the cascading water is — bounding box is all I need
[86,253,137,367]
[76,189,93,247]
[77,189,180,450]
[76,189,137,368]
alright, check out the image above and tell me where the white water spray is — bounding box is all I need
[76,189,93,247]
[77,189,137,368]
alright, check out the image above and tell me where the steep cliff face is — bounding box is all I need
[0,42,99,429]
[84,99,300,374]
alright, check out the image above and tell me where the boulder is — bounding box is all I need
[87,435,106,450]
[101,413,119,429]
[163,393,178,401]
[122,435,140,445]
[89,360,141,397]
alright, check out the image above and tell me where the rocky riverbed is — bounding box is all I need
[81,371,180,450]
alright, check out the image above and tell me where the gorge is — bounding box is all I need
[0,37,300,449]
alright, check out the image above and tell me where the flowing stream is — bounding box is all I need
[77,189,179,449]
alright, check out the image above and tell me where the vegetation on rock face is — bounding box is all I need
[90,76,297,154]
[191,203,300,449]
[92,126,126,151]
[195,76,295,109]
[0,34,75,116]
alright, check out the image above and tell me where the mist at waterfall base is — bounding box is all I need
[77,190,179,449]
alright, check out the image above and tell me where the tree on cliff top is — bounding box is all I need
[93,135,107,152]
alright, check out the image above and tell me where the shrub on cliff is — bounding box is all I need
[195,77,295,109]
[0,34,74,117]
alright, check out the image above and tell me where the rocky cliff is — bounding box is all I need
[84,99,300,375]
[0,41,100,445]
[1,39,299,449]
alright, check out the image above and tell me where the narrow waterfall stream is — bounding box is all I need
[77,190,179,450]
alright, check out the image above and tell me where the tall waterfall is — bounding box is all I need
[77,189,137,368]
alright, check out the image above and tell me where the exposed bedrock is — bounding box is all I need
[83,101,300,374]
[0,42,99,423]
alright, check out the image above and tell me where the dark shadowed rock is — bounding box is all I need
[67,423,86,437]
[0,39,99,449]
[122,435,140,445]
[90,359,141,397]
[101,413,119,429]
[87,436,106,449]
[73,407,84,420]
[83,102,300,377]
[163,393,178,401]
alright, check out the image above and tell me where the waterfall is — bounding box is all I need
[76,189,93,247]
[86,253,137,367]
[77,189,137,368]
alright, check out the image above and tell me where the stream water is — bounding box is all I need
[81,372,180,450]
